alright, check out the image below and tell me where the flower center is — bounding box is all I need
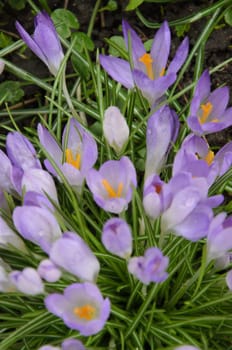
[65,149,81,169]
[139,53,154,80]
[204,149,214,165]
[154,184,162,194]
[102,179,123,198]
[73,304,96,321]
[199,102,213,124]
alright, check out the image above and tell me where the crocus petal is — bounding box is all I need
[38,124,63,164]
[0,216,26,251]
[174,346,200,350]
[208,86,229,120]
[10,267,44,295]
[38,346,60,350]
[100,55,134,88]
[192,70,211,103]
[226,270,232,290]
[38,259,61,282]
[0,150,14,192]
[62,338,86,350]
[167,37,189,75]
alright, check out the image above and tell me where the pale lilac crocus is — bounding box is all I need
[0,258,16,292]
[38,118,97,191]
[226,270,232,290]
[145,106,179,179]
[86,156,137,214]
[0,59,4,74]
[49,232,100,282]
[39,339,86,350]
[10,267,44,295]
[38,259,61,282]
[103,106,129,154]
[128,247,169,285]
[143,174,165,220]
[100,20,188,106]
[16,11,64,76]
[13,205,62,254]
[0,216,26,251]
[102,218,132,258]
[187,70,232,135]
[45,282,110,336]
[174,346,200,350]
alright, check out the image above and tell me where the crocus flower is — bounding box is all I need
[38,259,61,282]
[226,270,232,290]
[174,346,200,350]
[10,267,44,295]
[0,258,16,292]
[100,20,189,106]
[0,59,4,74]
[145,106,179,179]
[23,191,55,210]
[128,247,169,285]
[143,174,166,220]
[103,106,129,154]
[39,339,86,350]
[38,118,97,191]
[207,213,232,262]
[13,205,62,254]
[102,218,132,258]
[187,70,232,135]
[86,156,137,214]
[0,216,26,251]
[45,282,110,336]
[49,232,100,282]
[16,11,64,76]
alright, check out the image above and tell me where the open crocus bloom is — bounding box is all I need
[45,282,110,336]
[38,118,97,191]
[187,70,232,135]
[100,20,189,106]
[39,339,86,350]
[16,11,64,76]
[86,156,137,214]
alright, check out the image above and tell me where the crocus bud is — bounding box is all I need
[103,106,129,154]
[102,218,132,259]
[10,267,44,295]
[38,259,61,282]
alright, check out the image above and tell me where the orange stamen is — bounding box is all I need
[102,179,123,198]
[65,149,81,169]
[139,53,154,80]
[74,304,96,321]
[204,150,214,165]
[159,67,165,77]
[199,102,213,124]
[154,184,162,194]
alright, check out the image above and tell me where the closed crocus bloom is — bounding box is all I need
[102,218,132,258]
[143,174,165,219]
[128,247,169,285]
[226,270,232,290]
[49,232,100,282]
[38,339,86,350]
[86,156,137,214]
[103,106,129,154]
[45,282,110,336]
[0,150,17,193]
[38,118,97,190]
[145,106,179,179]
[0,216,26,251]
[10,267,44,295]
[13,205,62,254]
[38,259,61,282]
[16,11,64,76]
[174,346,200,350]
[100,20,188,106]
[187,70,232,135]
[21,168,59,204]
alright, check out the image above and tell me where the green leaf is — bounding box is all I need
[72,32,94,52]
[0,32,13,49]
[126,0,144,11]
[144,39,153,52]
[175,23,190,38]
[8,0,26,10]
[108,36,127,57]
[0,81,24,104]
[51,9,79,39]
[224,7,232,26]
[99,0,118,11]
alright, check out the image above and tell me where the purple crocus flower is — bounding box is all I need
[49,232,100,282]
[45,282,110,336]
[145,106,179,179]
[39,339,86,350]
[174,346,200,350]
[16,11,64,76]
[10,267,44,295]
[207,213,232,262]
[187,70,232,135]
[13,205,62,254]
[38,118,98,191]
[102,218,132,258]
[38,259,61,282]
[0,216,26,251]
[143,174,166,220]
[0,258,16,292]
[226,270,232,290]
[128,247,169,285]
[100,20,189,106]
[86,156,137,214]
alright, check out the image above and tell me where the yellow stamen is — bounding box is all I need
[102,179,123,198]
[74,304,96,321]
[139,53,154,80]
[204,150,214,165]
[159,67,165,77]
[65,149,81,169]
[199,102,213,124]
